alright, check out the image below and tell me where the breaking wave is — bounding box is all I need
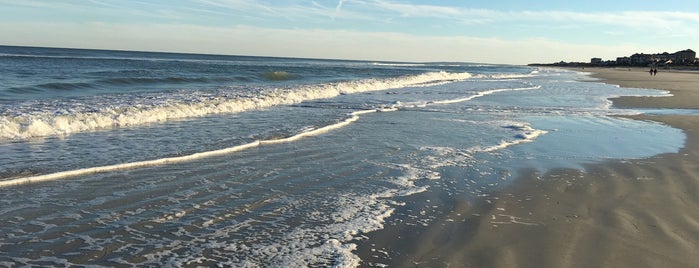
[0,71,472,140]
[0,85,548,187]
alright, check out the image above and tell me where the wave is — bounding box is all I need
[98,76,217,85]
[0,52,196,64]
[371,62,467,67]
[0,53,161,66]
[473,73,535,80]
[36,82,95,91]
[394,85,541,108]
[0,83,545,187]
[471,70,541,80]
[7,81,98,94]
[91,70,254,84]
[371,62,427,67]
[430,85,540,105]
[0,71,472,140]
[0,108,394,187]
[14,77,248,93]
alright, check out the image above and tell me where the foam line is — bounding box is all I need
[0,141,261,187]
[431,85,540,105]
[0,109,396,187]
[479,124,548,153]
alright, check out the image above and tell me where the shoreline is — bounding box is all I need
[587,67,699,109]
[356,68,699,267]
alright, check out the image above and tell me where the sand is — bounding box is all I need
[596,67,699,109]
[360,68,699,267]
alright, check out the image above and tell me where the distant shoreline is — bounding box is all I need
[529,63,699,72]
[567,66,699,109]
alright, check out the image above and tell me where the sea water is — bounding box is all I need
[0,46,685,266]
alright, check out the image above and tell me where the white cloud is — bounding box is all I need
[8,1,697,39]
[2,1,697,64]
[0,21,654,64]
[369,0,463,17]
[312,1,699,35]
[196,0,273,12]
[335,0,344,14]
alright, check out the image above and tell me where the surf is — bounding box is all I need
[0,84,546,187]
[0,71,473,140]
[0,108,389,187]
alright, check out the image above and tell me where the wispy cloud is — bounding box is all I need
[335,0,344,14]
[14,0,696,36]
[0,0,56,8]
[329,0,347,21]
[2,0,697,63]
[86,0,121,9]
[196,0,272,11]
[360,1,699,31]
[304,1,699,29]
[369,0,463,18]
[0,21,650,64]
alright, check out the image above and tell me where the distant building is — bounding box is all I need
[616,57,631,65]
[672,49,696,64]
[533,48,696,67]
[654,52,671,62]
[630,53,653,65]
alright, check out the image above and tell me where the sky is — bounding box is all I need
[1,0,699,64]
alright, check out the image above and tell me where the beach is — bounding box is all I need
[1,47,695,266]
[375,68,699,267]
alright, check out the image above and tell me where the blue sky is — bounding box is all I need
[1,0,698,64]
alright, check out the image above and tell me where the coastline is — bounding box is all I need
[358,68,699,267]
[590,67,699,109]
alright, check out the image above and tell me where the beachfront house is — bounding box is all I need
[671,49,696,64]
[616,57,631,65]
[630,53,653,65]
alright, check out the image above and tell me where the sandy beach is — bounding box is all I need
[600,67,699,109]
[362,68,699,267]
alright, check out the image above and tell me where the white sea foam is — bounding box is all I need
[371,62,464,67]
[0,108,383,187]
[419,146,474,169]
[262,162,430,267]
[393,85,540,109]
[478,123,548,153]
[110,164,421,267]
[430,85,541,105]
[472,70,539,80]
[416,121,547,171]
[0,71,472,140]
[371,62,426,67]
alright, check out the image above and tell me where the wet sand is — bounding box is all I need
[360,68,699,267]
[599,67,699,109]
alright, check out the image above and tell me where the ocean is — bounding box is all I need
[0,46,685,266]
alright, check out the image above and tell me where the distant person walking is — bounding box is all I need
[653,68,658,76]
[650,68,654,76]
